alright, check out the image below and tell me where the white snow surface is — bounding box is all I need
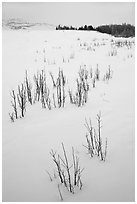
[2,29,135,202]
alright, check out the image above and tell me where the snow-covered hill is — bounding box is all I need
[2,18,55,30]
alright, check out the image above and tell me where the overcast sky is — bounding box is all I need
[2,2,135,27]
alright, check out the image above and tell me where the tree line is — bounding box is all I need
[56,24,94,31]
[56,23,135,37]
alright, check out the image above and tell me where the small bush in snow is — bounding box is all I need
[25,70,33,105]
[55,69,66,108]
[68,67,89,107]
[103,66,113,82]
[17,83,27,118]
[33,70,52,110]
[33,71,41,102]
[83,112,107,161]
[49,143,84,195]
[49,69,66,108]
[108,47,117,56]
[95,64,100,80]
[10,89,18,119]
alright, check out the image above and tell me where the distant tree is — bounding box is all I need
[87,25,94,30]
[78,26,83,30]
[56,24,62,30]
[84,25,88,30]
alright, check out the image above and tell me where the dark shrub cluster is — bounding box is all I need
[96,23,135,38]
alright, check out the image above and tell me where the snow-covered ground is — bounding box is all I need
[2,29,135,202]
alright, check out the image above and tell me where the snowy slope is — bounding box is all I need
[2,19,55,30]
[2,29,135,201]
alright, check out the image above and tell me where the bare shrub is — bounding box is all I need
[34,70,45,102]
[17,83,27,118]
[33,70,52,110]
[109,48,117,56]
[50,143,84,194]
[72,147,83,189]
[42,87,52,110]
[33,69,67,109]
[78,66,89,84]
[95,64,100,80]
[68,67,89,107]
[33,71,41,102]
[10,90,18,119]
[55,69,66,108]
[25,70,33,105]
[84,112,107,161]
[103,66,113,81]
